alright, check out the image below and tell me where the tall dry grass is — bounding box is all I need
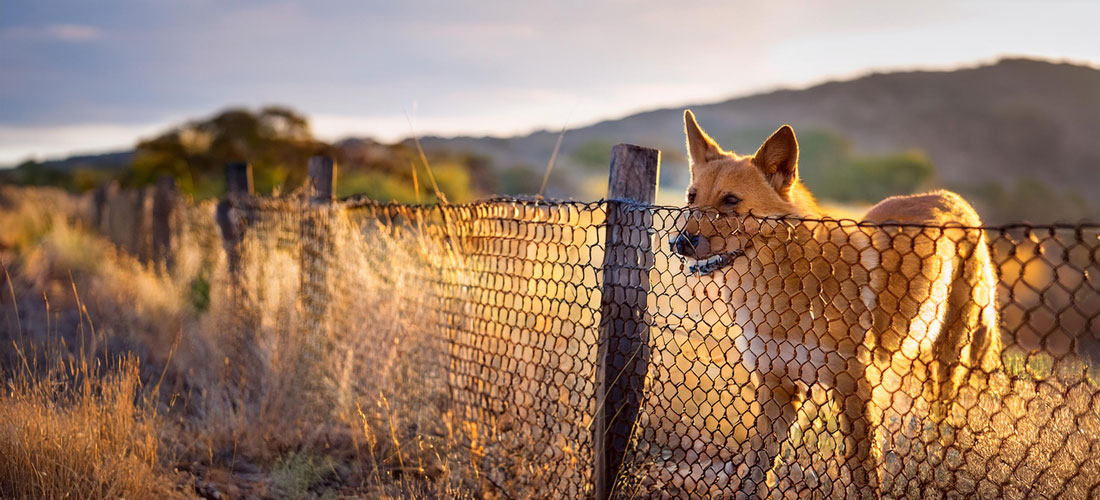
[1,186,178,499]
[0,186,484,499]
[0,353,165,500]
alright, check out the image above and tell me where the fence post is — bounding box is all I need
[594,144,660,499]
[92,183,109,231]
[216,162,253,278]
[101,181,120,235]
[134,186,155,262]
[152,175,177,270]
[299,156,336,338]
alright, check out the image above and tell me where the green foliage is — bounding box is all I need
[570,140,616,173]
[729,128,935,204]
[790,130,853,188]
[4,161,122,193]
[188,274,211,313]
[430,162,473,203]
[815,150,937,203]
[963,177,1094,223]
[8,163,65,187]
[11,106,483,204]
[340,171,418,203]
[69,168,116,192]
[338,160,473,204]
[497,164,543,195]
[130,106,330,197]
[269,453,335,500]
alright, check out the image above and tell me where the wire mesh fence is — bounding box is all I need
[626,211,1100,500]
[203,192,1098,499]
[78,156,1100,499]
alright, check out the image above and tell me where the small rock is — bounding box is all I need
[194,481,222,500]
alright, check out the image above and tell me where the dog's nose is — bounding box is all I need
[670,233,700,256]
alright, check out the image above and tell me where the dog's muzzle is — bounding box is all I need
[670,232,744,275]
[670,233,699,257]
[686,250,745,276]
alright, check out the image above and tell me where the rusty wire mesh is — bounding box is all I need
[196,193,1100,499]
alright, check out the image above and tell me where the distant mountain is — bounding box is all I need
[415,58,1100,220]
[33,151,134,171]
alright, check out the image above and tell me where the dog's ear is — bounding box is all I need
[684,110,723,166]
[752,124,799,199]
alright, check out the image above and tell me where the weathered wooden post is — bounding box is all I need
[216,162,253,278]
[593,144,660,499]
[214,162,264,388]
[152,175,177,269]
[306,156,336,206]
[132,186,154,261]
[92,183,109,231]
[100,181,120,235]
[299,156,336,337]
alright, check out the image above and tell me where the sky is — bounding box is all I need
[2,0,1099,165]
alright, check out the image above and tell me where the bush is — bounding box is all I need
[964,177,1095,223]
[498,164,543,195]
[812,149,937,203]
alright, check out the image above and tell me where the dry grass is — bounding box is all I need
[0,186,483,499]
[0,350,165,500]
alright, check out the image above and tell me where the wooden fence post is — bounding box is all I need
[216,162,253,278]
[594,144,660,499]
[307,156,336,205]
[152,175,177,270]
[300,156,336,337]
[92,184,109,231]
[100,181,120,235]
[133,186,154,262]
[214,162,263,388]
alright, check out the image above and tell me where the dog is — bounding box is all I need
[671,110,1001,498]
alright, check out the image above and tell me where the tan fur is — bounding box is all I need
[676,110,1001,499]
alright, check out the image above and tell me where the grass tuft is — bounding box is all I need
[0,353,164,500]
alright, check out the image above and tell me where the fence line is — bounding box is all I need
[83,149,1100,499]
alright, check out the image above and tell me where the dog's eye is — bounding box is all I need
[723,194,741,206]
[687,192,696,204]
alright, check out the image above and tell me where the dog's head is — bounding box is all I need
[671,110,819,274]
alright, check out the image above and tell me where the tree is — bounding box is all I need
[130,106,330,197]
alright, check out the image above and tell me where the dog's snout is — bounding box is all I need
[670,233,700,257]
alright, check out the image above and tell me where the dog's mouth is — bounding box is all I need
[684,249,745,276]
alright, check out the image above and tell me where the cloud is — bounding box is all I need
[45,23,102,42]
[3,23,103,43]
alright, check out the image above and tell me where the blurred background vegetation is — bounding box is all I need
[2,107,485,205]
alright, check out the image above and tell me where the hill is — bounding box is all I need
[417,57,1100,221]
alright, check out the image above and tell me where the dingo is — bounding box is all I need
[671,110,1001,498]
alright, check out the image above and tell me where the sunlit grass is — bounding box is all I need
[0,352,164,500]
[0,187,481,498]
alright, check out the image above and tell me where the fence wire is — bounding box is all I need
[121,190,1100,499]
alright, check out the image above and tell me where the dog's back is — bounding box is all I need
[858,190,1001,493]
[862,190,1001,385]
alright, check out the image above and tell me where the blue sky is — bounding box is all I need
[2,0,1099,164]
